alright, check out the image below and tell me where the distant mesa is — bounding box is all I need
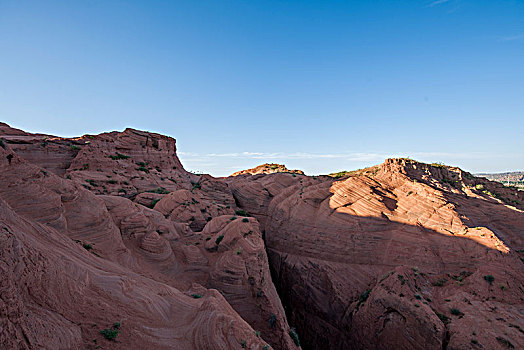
[476,171,524,189]
[230,163,305,176]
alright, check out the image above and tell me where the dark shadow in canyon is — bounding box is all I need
[231,184,520,350]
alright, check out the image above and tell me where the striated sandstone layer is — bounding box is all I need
[228,158,524,350]
[1,123,523,350]
[0,123,297,350]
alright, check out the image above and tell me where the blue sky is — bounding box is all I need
[1,0,523,176]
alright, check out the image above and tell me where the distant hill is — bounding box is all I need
[476,171,524,189]
[230,163,305,176]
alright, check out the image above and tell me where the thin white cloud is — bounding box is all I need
[500,34,524,41]
[428,0,452,7]
[177,150,524,177]
[179,150,522,162]
[181,151,387,161]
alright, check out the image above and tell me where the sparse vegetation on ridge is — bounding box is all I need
[289,328,300,346]
[100,322,121,341]
[109,152,130,160]
[484,275,495,285]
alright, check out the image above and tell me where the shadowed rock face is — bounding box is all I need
[1,124,523,350]
[0,124,297,350]
[228,159,524,350]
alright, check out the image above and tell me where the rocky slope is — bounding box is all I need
[0,123,296,350]
[1,123,523,350]
[228,159,524,350]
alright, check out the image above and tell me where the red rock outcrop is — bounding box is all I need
[2,123,523,350]
[228,158,524,350]
[0,124,297,349]
[0,149,272,349]
[231,163,305,176]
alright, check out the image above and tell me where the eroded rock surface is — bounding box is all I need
[0,124,296,350]
[228,158,524,350]
[1,123,523,350]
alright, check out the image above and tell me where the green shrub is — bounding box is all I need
[215,235,224,245]
[85,179,98,187]
[235,209,250,217]
[191,294,202,299]
[191,182,201,191]
[484,275,495,285]
[433,278,447,287]
[100,323,120,341]
[496,336,514,348]
[82,243,93,250]
[436,312,449,323]
[136,165,149,173]
[149,199,160,208]
[70,145,81,151]
[329,170,350,178]
[146,187,169,194]
[268,314,277,329]
[450,308,461,316]
[109,153,130,160]
[242,218,249,223]
[289,328,300,346]
[356,289,371,309]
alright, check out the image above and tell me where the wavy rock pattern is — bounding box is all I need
[2,123,523,350]
[0,124,296,350]
[229,159,524,350]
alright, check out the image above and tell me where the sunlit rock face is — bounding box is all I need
[1,123,523,350]
[228,158,524,350]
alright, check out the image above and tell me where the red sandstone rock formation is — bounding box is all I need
[0,124,296,350]
[231,163,305,176]
[228,158,524,350]
[1,123,523,350]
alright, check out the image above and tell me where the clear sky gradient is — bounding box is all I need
[1,0,523,176]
